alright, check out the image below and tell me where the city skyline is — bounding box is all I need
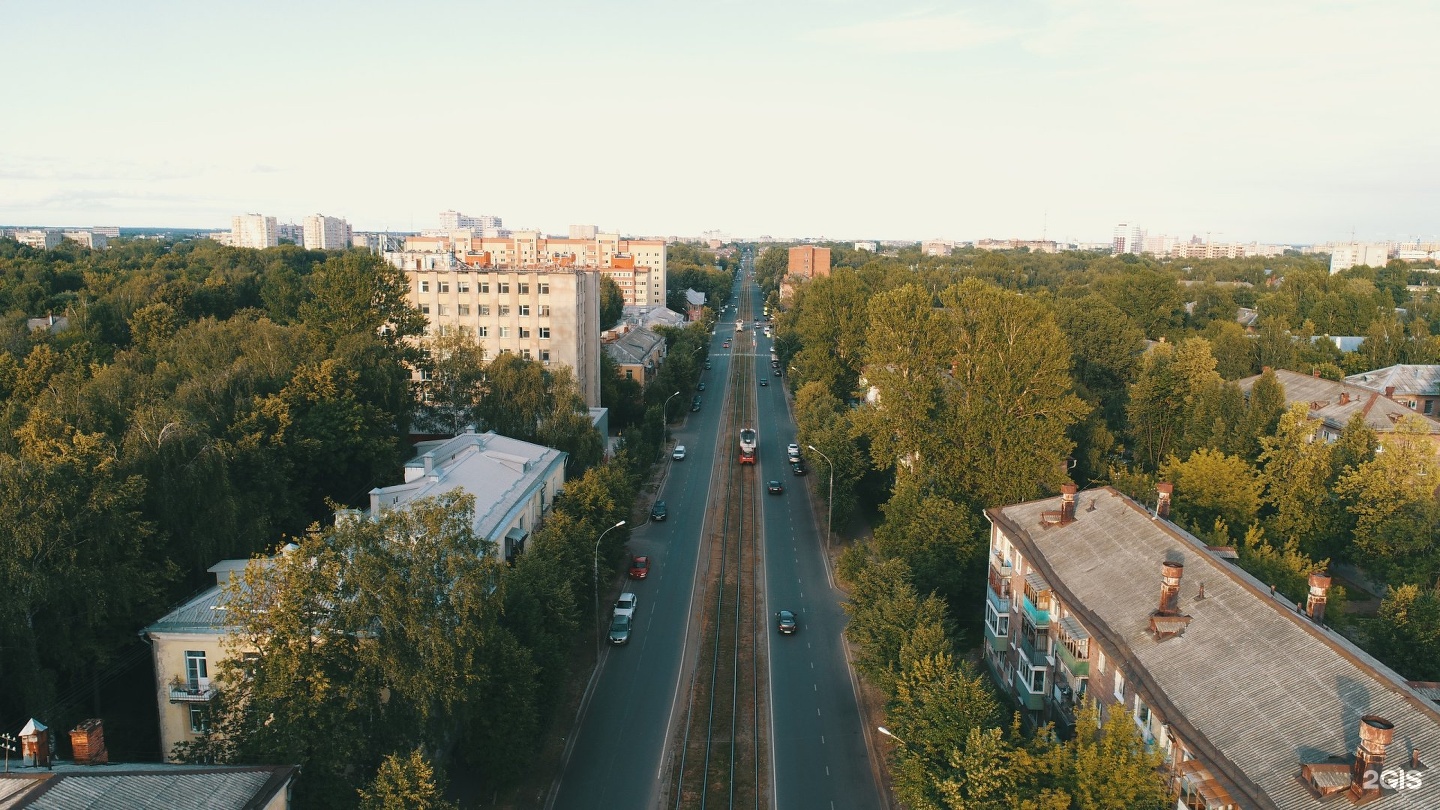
[2,1,1437,244]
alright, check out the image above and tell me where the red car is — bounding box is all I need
[723,341,730,349]
[629,555,650,579]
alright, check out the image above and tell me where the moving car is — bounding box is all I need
[776,610,797,634]
[723,341,730,349]
[609,614,633,645]
[767,480,784,494]
[613,592,638,620]
[650,500,667,521]
[672,445,687,461]
[691,395,702,412]
[705,361,712,369]
[787,443,801,460]
[760,379,768,386]
[628,555,650,579]
[792,462,806,476]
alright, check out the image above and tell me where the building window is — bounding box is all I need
[458,304,470,316]
[539,305,551,317]
[521,349,532,360]
[419,280,430,293]
[625,369,633,379]
[500,327,511,339]
[499,305,511,316]
[420,304,431,315]
[458,281,470,293]
[540,350,550,363]
[477,326,488,338]
[519,328,531,339]
[1427,400,1434,415]
[479,282,490,293]
[539,283,550,295]
[438,281,450,293]
[1095,648,1106,674]
[436,304,446,316]
[519,304,530,317]
[1113,668,1125,701]
[499,282,510,294]
[1028,667,1046,694]
[985,601,1009,637]
[539,327,551,339]
[479,305,491,316]
[185,650,208,688]
[518,283,530,294]
[1134,696,1151,729]
[189,705,208,734]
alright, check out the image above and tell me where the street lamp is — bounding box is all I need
[663,390,681,443]
[593,520,627,661]
[877,726,905,745]
[808,445,834,547]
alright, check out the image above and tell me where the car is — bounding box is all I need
[705,361,712,369]
[723,341,730,348]
[609,614,633,645]
[672,445,687,461]
[650,501,667,521]
[628,555,650,579]
[691,395,702,412]
[760,379,768,386]
[787,443,801,458]
[767,480,784,494]
[776,609,797,634]
[792,462,806,476]
[774,368,781,376]
[614,592,638,620]
[697,381,707,391]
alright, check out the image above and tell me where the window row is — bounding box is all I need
[430,324,551,340]
[420,304,551,318]
[418,280,551,295]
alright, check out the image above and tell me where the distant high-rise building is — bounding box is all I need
[13,230,62,250]
[853,241,878,253]
[62,231,108,250]
[1112,223,1144,254]
[91,226,121,238]
[303,214,353,251]
[787,246,832,278]
[569,224,598,240]
[439,210,503,234]
[1330,243,1391,274]
[352,232,403,254]
[231,214,279,249]
[921,239,954,257]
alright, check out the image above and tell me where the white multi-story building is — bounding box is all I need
[62,231,109,250]
[91,226,121,238]
[352,232,404,254]
[302,214,352,251]
[1330,242,1391,273]
[569,224,598,240]
[1112,222,1144,254]
[853,241,877,252]
[13,230,63,250]
[439,209,503,234]
[397,256,603,406]
[230,214,278,249]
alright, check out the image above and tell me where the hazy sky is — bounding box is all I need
[2,1,1436,244]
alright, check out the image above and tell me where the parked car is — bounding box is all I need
[650,500,667,521]
[672,445,687,461]
[609,614,633,645]
[613,592,638,620]
[629,555,650,579]
[786,443,801,460]
[767,480,784,494]
[697,381,706,391]
[792,462,806,476]
[776,610,797,634]
[705,361,712,369]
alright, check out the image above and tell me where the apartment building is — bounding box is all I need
[144,430,566,758]
[1331,243,1391,273]
[402,257,602,406]
[13,229,62,250]
[975,238,1059,254]
[439,209,503,234]
[1237,368,1440,443]
[603,325,667,384]
[985,484,1440,808]
[1113,222,1144,254]
[1346,364,1440,417]
[230,214,278,249]
[302,214,352,250]
[62,230,108,250]
[788,245,832,278]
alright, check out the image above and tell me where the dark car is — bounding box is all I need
[792,462,806,476]
[691,395,702,412]
[760,379,768,386]
[774,368,781,376]
[767,480,784,494]
[777,610,797,634]
[697,381,707,391]
[609,614,633,645]
[650,501,667,521]
[705,361,712,369]
[629,555,650,579]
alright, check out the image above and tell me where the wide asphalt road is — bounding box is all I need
[749,282,885,810]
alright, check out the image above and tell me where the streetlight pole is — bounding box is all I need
[808,444,834,547]
[663,390,681,443]
[593,520,627,662]
[877,726,905,745]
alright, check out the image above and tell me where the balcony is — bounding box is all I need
[1022,593,1050,628]
[983,616,1007,653]
[1019,629,1051,665]
[1056,616,1090,678]
[986,566,1011,614]
[1021,572,1051,627]
[169,682,216,703]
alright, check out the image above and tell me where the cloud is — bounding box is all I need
[806,10,1018,54]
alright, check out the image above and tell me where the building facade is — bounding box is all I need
[985,484,1440,808]
[230,214,278,249]
[401,259,602,406]
[602,325,667,384]
[302,214,352,250]
[1346,364,1440,417]
[13,230,62,250]
[1112,222,1144,254]
[787,245,832,278]
[1330,242,1391,273]
[439,209,503,234]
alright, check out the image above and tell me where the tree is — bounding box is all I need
[358,749,458,810]
[1160,448,1261,542]
[1368,584,1440,681]
[1055,294,1145,430]
[599,276,624,330]
[872,475,984,612]
[842,552,949,695]
[415,328,488,435]
[1041,701,1172,810]
[1336,414,1440,579]
[1126,339,1222,470]
[1258,404,1345,559]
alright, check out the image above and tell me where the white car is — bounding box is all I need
[673,445,687,461]
[614,592,638,620]
[787,443,801,461]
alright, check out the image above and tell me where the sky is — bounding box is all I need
[2,0,1437,245]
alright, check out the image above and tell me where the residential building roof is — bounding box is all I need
[684,288,705,307]
[989,487,1440,810]
[144,556,282,636]
[602,327,666,368]
[0,764,295,810]
[1346,365,1440,397]
[622,305,685,329]
[373,430,566,543]
[1237,368,1440,434]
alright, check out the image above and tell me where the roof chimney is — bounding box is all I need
[1349,715,1395,801]
[69,718,107,766]
[20,719,51,768]
[1306,572,1331,623]
[1385,386,1396,398]
[1313,368,1321,378]
[1060,483,1077,523]
[1339,392,1351,405]
[1156,482,1173,519]
[1159,561,1184,615]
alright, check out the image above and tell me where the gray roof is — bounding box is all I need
[684,288,705,306]
[376,431,566,543]
[1238,368,1440,435]
[621,305,685,328]
[0,764,293,809]
[144,558,275,636]
[602,327,666,367]
[1346,365,1440,397]
[991,487,1440,810]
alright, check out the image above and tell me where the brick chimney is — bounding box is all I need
[1385,385,1396,398]
[1156,482,1173,519]
[1159,561,1184,615]
[69,718,107,766]
[1060,483,1078,523]
[1339,391,1351,405]
[1306,572,1331,623]
[1349,715,1394,801]
[19,718,50,768]
[1313,368,1321,378]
